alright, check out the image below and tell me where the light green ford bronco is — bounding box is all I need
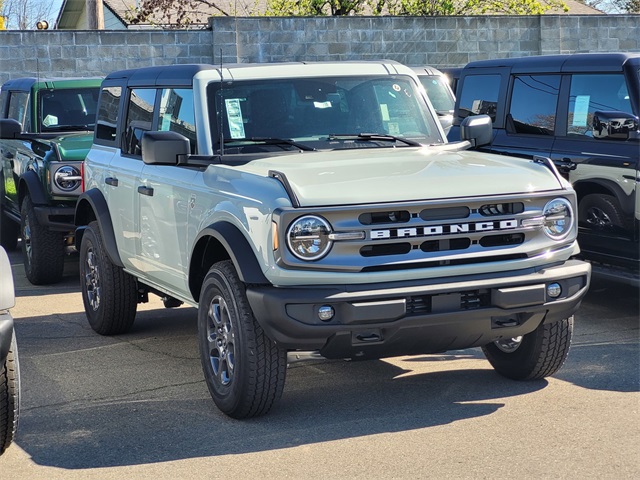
[75,62,591,418]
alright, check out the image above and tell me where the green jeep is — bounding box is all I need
[0,77,101,284]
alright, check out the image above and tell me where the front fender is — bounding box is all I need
[74,189,123,267]
[189,221,269,302]
[19,169,47,206]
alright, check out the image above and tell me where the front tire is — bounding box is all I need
[79,221,137,335]
[198,260,287,419]
[482,316,573,380]
[0,332,20,455]
[21,196,65,285]
[578,194,627,230]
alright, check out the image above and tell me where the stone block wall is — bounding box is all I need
[0,15,638,85]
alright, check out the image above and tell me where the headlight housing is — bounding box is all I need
[542,198,574,240]
[286,215,333,261]
[51,164,82,194]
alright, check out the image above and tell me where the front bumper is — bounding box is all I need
[34,204,76,232]
[246,260,591,359]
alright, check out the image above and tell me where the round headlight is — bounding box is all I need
[286,215,332,261]
[542,198,574,240]
[54,165,82,192]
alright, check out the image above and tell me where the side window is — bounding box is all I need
[567,74,633,138]
[7,92,30,130]
[508,75,560,135]
[96,86,121,143]
[124,88,157,156]
[457,74,500,122]
[158,88,196,153]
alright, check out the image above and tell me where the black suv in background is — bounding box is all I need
[449,53,639,286]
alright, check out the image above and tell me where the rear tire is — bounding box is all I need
[482,316,573,380]
[0,332,20,455]
[79,221,137,335]
[21,196,65,285]
[198,260,287,419]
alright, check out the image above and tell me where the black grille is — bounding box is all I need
[479,202,524,216]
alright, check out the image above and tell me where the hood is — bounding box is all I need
[233,146,565,207]
[50,132,94,161]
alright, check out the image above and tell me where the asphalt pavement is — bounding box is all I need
[0,248,638,479]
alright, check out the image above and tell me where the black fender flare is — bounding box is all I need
[573,178,636,216]
[18,170,47,206]
[74,189,123,267]
[189,221,269,302]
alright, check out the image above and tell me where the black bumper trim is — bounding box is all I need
[34,204,76,232]
[245,260,591,359]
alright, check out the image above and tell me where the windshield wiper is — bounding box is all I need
[328,133,422,147]
[224,137,315,151]
[47,125,93,131]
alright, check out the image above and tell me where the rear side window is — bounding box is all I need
[457,74,500,122]
[508,75,560,135]
[96,86,121,143]
[567,74,634,137]
[158,88,196,153]
[124,88,157,156]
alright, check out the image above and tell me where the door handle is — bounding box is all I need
[138,185,154,197]
[553,158,577,173]
[105,177,118,186]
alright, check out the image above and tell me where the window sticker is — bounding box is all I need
[225,98,246,139]
[380,104,390,122]
[388,122,400,135]
[572,95,590,127]
[313,101,332,109]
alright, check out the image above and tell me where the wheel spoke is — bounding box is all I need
[84,248,101,311]
[207,295,235,386]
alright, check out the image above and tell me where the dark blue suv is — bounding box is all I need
[449,53,639,286]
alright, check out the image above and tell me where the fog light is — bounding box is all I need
[547,282,562,298]
[318,305,335,322]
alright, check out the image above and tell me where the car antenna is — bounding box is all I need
[218,49,225,157]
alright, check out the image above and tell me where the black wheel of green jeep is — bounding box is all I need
[198,260,287,419]
[20,196,65,285]
[482,316,573,380]
[0,331,20,455]
[578,194,627,230]
[0,176,19,251]
[79,221,137,335]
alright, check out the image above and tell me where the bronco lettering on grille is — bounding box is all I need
[371,219,518,239]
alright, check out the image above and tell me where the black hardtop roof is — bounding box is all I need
[104,64,216,87]
[2,76,103,91]
[464,53,640,74]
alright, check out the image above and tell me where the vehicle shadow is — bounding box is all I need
[12,305,549,469]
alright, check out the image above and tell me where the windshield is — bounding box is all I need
[207,75,442,154]
[418,75,455,113]
[39,88,100,132]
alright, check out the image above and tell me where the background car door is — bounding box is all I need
[550,73,639,267]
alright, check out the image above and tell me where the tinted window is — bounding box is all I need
[124,88,156,156]
[508,75,560,135]
[7,92,30,130]
[158,88,196,153]
[457,74,500,122]
[96,86,121,143]
[567,74,634,137]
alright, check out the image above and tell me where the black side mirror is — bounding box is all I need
[0,119,23,139]
[460,114,493,147]
[141,130,190,165]
[592,111,639,140]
